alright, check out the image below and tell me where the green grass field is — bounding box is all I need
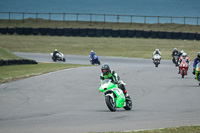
[0,34,199,61]
[1,19,200,33]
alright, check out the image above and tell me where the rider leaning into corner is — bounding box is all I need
[53,49,59,60]
[192,52,200,75]
[152,49,162,60]
[100,64,130,100]
[90,50,96,59]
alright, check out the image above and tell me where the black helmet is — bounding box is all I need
[101,64,110,75]
[197,52,200,58]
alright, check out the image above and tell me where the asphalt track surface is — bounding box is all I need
[0,52,200,133]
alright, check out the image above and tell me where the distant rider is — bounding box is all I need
[152,49,161,60]
[53,49,59,60]
[100,64,129,99]
[178,50,184,58]
[178,52,190,74]
[192,52,200,75]
[90,50,96,60]
[171,48,179,63]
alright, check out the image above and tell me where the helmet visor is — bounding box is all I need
[102,69,109,74]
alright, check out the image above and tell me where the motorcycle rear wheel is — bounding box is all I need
[124,99,132,110]
[105,95,116,112]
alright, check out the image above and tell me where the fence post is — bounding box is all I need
[184,17,185,25]
[49,13,51,22]
[197,17,199,26]
[117,15,120,23]
[77,13,78,22]
[36,13,38,22]
[104,14,106,23]
[144,16,146,24]
[8,12,10,22]
[131,16,132,24]
[171,16,172,24]
[158,16,159,24]
[22,12,24,22]
[90,14,92,22]
[63,13,65,22]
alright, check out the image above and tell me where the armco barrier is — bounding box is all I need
[96,29,104,37]
[79,28,88,37]
[56,28,64,36]
[104,29,112,37]
[64,28,72,36]
[16,27,24,35]
[24,28,32,35]
[1,27,200,40]
[88,29,96,37]
[8,28,16,34]
[0,59,38,66]
[143,31,151,38]
[40,28,48,35]
[119,30,127,37]
[111,30,119,37]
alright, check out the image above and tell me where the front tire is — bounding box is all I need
[124,98,132,110]
[105,95,116,112]
[182,70,185,78]
[63,58,66,62]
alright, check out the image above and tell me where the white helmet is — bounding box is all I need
[182,53,187,59]
[181,50,184,53]
[156,49,159,51]
[91,50,94,52]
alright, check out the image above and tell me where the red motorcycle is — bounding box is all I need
[179,60,188,78]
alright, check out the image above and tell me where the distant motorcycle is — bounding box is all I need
[195,63,200,86]
[153,54,161,67]
[89,55,100,65]
[179,60,188,78]
[50,52,66,62]
[172,53,179,67]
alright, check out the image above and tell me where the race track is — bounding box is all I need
[0,52,200,133]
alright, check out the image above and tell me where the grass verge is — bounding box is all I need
[90,125,200,133]
[1,19,200,33]
[0,48,88,84]
[0,35,200,61]
[0,63,88,84]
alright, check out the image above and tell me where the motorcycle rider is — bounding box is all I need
[178,50,184,58]
[152,49,161,60]
[171,48,179,63]
[53,49,59,60]
[178,52,190,74]
[90,50,96,60]
[192,52,200,75]
[100,64,129,99]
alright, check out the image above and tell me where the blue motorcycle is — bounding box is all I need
[89,55,100,65]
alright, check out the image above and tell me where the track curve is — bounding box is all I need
[0,52,200,133]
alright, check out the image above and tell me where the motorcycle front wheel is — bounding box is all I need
[105,95,116,112]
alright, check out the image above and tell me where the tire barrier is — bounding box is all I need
[0,59,38,66]
[1,27,200,40]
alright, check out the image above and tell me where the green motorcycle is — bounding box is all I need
[195,63,200,86]
[99,79,132,112]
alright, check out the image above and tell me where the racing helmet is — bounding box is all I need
[55,49,57,51]
[197,52,200,59]
[180,50,184,53]
[101,64,110,75]
[174,48,177,51]
[91,50,94,53]
[155,49,159,51]
[182,53,187,59]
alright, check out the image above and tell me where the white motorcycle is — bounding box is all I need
[153,54,161,67]
[50,52,66,62]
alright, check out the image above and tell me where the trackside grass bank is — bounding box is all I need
[90,125,200,133]
[0,35,200,61]
[0,48,88,84]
